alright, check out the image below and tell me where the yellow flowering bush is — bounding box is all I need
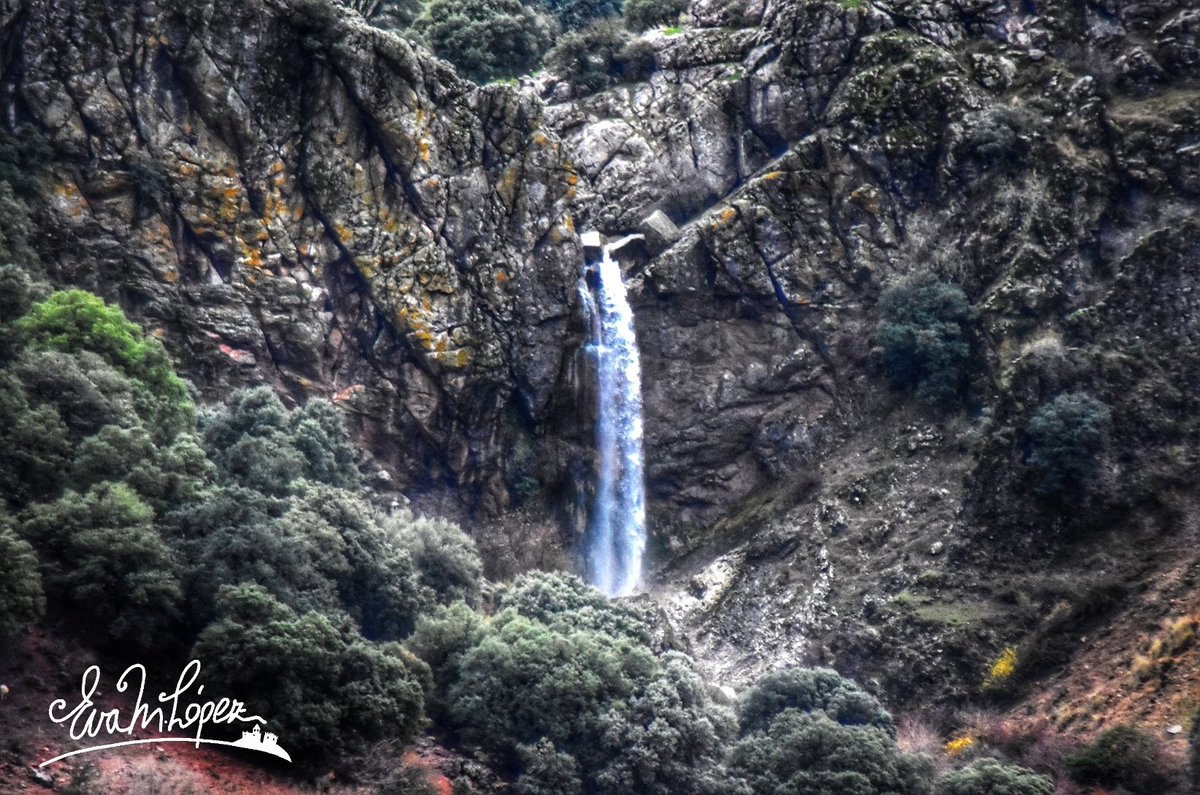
[983,646,1018,690]
[945,735,975,756]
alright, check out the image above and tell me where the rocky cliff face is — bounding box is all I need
[0,0,589,525]
[544,0,1200,702]
[4,0,1200,709]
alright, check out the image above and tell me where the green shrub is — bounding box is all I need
[288,398,362,488]
[935,758,1053,795]
[591,652,732,795]
[0,396,72,503]
[0,264,36,355]
[18,291,191,433]
[170,482,429,640]
[448,610,658,753]
[1025,392,1111,503]
[414,575,733,794]
[15,349,141,439]
[198,388,361,495]
[623,0,687,31]
[517,739,584,795]
[544,19,628,92]
[387,508,483,607]
[877,275,975,406]
[169,483,341,628]
[542,0,622,31]
[727,710,933,795]
[495,570,650,644]
[407,601,488,719]
[737,667,895,736]
[0,513,44,637]
[293,483,428,640]
[19,483,183,649]
[193,584,426,765]
[1066,725,1172,793]
[424,0,553,82]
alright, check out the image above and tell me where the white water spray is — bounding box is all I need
[581,234,646,597]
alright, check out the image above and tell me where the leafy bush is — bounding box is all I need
[1025,392,1111,503]
[198,387,359,496]
[517,739,583,795]
[737,667,895,736]
[727,710,933,795]
[387,508,483,607]
[0,513,44,637]
[544,19,627,92]
[19,483,183,649]
[0,281,459,773]
[448,610,658,753]
[18,290,191,434]
[408,601,487,720]
[1066,725,1173,793]
[168,481,429,640]
[623,0,687,31]
[193,584,426,764]
[424,0,553,82]
[0,382,72,503]
[877,275,975,406]
[292,483,427,640]
[935,758,1053,795]
[541,0,621,31]
[0,264,38,359]
[495,570,649,643]
[413,573,733,794]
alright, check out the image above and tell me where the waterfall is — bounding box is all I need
[582,235,646,597]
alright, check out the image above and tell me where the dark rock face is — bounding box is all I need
[0,0,586,516]
[539,0,1200,696]
[5,0,1200,704]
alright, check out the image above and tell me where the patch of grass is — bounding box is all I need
[914,569,946,588]
[662,26,682,35]
[912,601,1001,628]
[1002,577,1128,695]
[1131,613,1200,683]
[894,591,1003,627]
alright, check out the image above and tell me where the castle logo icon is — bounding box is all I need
[232,723,292,762]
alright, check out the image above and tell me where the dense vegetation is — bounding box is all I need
[340,0,681,86]
[0,272,473,768]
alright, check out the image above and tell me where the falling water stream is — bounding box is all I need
[582,235,646,597]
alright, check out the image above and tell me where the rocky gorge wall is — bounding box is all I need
[0,0,590,526]
[3,0,1200,707]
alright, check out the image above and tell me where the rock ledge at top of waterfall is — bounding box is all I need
[582,232,646,261]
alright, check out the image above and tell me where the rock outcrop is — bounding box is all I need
[0,0,586,518]
[539,0,1200,698]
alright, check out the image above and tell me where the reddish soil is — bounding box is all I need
[0,629,452,794]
